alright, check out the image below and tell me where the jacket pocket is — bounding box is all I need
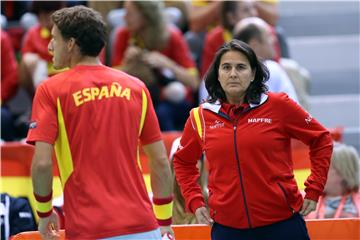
[277,182,295,214]
[208,189,217,219]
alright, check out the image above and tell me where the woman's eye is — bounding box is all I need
[222,65,231,71]
[236,65,245,70]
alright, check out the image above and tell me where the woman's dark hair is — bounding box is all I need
[51,5,107,57]
[204,39,269,104]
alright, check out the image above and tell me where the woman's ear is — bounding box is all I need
[252,68,256,80]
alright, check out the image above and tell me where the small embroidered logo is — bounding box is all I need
[305,115,313,124]
[29,121,37,129]
[209,120,225,129]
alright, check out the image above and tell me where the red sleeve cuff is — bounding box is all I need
[37,209,53,218]
[189,197,205,214]
[157,218,172,226]
[153,195,173,205]
[34,190,53,202]
[305,189,322,202]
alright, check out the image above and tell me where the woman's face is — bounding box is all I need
[124,1,145,33]
[218,50,255,103]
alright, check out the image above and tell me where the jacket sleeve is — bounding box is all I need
[173,114,205,213]
[279,93,333,201]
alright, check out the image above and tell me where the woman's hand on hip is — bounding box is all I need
[300,199,317,216]
[195,207,213,225]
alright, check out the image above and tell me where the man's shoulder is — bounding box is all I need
[37,67,81,95]
[108,67,148,91]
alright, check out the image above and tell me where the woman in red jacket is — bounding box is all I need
[173,39,333,240]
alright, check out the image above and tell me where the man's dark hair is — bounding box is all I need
[204,39,269,104]
[233,23,263,44]
[51,5,107,57]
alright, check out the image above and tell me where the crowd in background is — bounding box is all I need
[1,0,359,238]
[1,0,311,140]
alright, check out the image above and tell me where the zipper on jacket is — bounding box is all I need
[277,182,295,214]
[233,124,252,228]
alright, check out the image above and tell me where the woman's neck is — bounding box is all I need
[226,95,245,105]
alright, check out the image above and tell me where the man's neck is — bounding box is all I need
[70,55,101,68]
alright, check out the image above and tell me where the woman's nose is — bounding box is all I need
[229,67,237,76]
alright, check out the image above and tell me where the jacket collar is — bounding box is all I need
[201,93,269,114]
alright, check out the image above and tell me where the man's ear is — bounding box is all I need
[67,38,76,52]
[248,38,259,50]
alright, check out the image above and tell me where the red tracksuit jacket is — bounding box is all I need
[173,93,333,229]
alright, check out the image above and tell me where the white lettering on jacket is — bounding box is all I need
[209,120,225,129]
[248,118,272,124]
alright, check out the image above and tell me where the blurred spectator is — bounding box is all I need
[1,1,30,21]
[307,142,360,219]
[188,0,222,33]
[18,1,65,99]
[186,0,286,76]
[164,1,189,33]
[254,0,291,58]
[112,1,199,131]
[279,58,310,110]
[1,14,7,28]
[87,1,123,26]
[254,0,278,27]
[1,30,18,105]
[169,137,208,224]
[1,29,18,141]
[184,1,221,71]
[200,1,258,78]
[233,17,299,103]
[188,0,278,33]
